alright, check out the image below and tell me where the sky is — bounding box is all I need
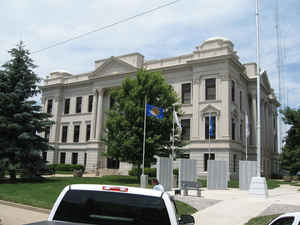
[0,0,299,110]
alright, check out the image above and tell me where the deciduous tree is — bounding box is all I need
[280,106,300,175]
[103,69,184,178]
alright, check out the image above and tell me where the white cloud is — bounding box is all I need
[0,0,299,108]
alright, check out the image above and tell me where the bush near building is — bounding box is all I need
[48,164,85,173]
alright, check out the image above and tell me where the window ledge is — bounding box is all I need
[199,100,221,104]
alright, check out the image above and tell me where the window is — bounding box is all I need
[42,151,47,162]
[86,124,91,141]
[233,154,237,173]
[270,216,294,225]
[88,95,93,113]
[47,99,53,113]
[64,98,70,114]
[53,190,172,225]
[60,152,66,164]
[232,119,236,140]
[240,91,242,110]
[181,119,190,140]
[205,116,216,139]
[73,125,80,143]
[110,95,115,109]
[181,83,191,104]
[72,153,78,165]
[231,80,235,102]
[107,158,120,169]
[45,126,50,140]
[76,97,82,113]
[62,126,68,143]
[205,78,216,100]
[204,153,215,171]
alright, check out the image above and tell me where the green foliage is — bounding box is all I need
[244,214,280,225]
[129,167,156,177]
[173,168,179,176]
[280,107,300,175]
[174,200,197,216]
[128,167,179,177]
[103,69,184,172]
[0,42,54,180]
[48,164,85,172]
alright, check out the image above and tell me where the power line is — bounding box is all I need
[32,0,181,54]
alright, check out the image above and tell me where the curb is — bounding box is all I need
[0,200,50,214]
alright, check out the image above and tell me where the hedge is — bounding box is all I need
[48,164,85,172]
[129,167,178,177]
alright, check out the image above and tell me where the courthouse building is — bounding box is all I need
[41,37,280,178]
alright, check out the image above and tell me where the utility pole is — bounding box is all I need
[249,0,269,198]
[275,0,283,154]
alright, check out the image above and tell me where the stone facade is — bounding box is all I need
[41,37,280,178]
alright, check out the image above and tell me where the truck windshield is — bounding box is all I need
[53,190,171,225]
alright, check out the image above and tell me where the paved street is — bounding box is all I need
[0,184,299,225]
[0,201,48,225]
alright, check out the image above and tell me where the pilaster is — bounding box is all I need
[192,77,200,137]
[95,89,104,141]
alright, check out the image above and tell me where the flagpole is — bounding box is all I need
[209,113,211,159]
[142,95,147,175]
[245,113,248,160]
[172,105,175,160]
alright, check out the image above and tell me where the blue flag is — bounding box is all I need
[146,104,164,119]
[209,114,214,137]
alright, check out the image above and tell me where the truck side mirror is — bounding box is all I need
[179,215,195,225]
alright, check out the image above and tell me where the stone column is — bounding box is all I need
[192,77,200,138]
[53,95,63,163]
[251,95,257,146]
[95,89,104,141]
[91,89,99,140]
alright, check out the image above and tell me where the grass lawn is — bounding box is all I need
[244,214,280,225]
[0,175,196,215]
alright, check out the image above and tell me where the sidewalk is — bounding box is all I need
[190,184,300,225]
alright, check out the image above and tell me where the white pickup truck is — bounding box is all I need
[24,184,195,225]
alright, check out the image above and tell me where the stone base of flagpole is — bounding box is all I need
[248,176,268,198]
[140,174,148,188]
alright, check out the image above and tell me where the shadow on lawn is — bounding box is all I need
[0,176,61,184]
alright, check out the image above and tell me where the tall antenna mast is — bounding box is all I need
[275,0,282,153]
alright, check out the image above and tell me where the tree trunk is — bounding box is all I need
[136,164,142,181]
[8,169,16,182]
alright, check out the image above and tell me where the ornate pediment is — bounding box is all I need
[92,57,137,77]
[261,71,271,91]
[200,104,221,119]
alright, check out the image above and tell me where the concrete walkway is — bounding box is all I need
[191,184,300,225]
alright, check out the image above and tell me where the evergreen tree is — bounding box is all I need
[0,42,53,180]
[103,69,185,179]
[280,106,300,175]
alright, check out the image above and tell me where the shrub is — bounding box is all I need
[129,167,179,177]
[129,168,156,177]
[283,175,292,182]
[173,168,179,176]
[48,164,85,172]
[271,173,283,179]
